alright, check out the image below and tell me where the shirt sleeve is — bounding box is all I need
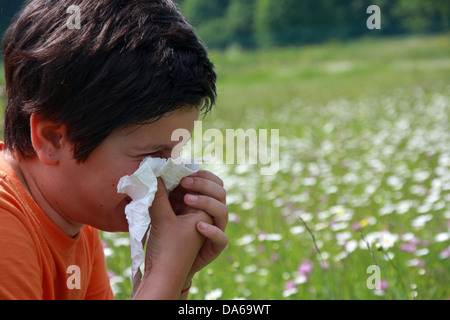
[0,208,43,299]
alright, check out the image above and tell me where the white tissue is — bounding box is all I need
[117,157,200,295]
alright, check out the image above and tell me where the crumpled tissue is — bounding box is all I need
[117,157,200,295]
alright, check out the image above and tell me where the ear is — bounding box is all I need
[30,114,68,165]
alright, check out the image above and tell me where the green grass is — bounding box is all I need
[207,34,450,131]
[2,34,449,300]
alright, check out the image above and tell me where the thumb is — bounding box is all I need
[150,177,174,223]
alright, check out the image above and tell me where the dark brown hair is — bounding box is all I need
[2,0,216,162]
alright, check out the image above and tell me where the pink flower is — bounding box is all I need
[284,281,297,291]
[378,280,388,291]
[229,213,240,223]
[410,237,421,246]
[283,281,298,298]
[298,259,313,276]
[439,247,450,259]
[352,222,361,231]
[400,242,417,253]
[320,260,330,270]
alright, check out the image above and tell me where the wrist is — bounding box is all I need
[181,280,192,294]
[179,274,195,299]
[134,261,188,300]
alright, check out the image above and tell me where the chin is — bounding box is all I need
[90,209,129,233]
[104,214,130,232]
[96,198,132,232]
[94,221,129,233]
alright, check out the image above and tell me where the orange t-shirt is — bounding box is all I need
[0,146,114,300]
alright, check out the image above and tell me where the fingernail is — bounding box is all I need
[183,177,194,186]
[198,221,209,230]
[187,194,198,202]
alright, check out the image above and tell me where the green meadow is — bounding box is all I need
[2,34,449,299]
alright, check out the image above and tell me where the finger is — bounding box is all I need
[150,178,174,223]
[181,209,214,226]
[196,222,229,252]
[190,170,224,187]
[180,176,226,204]
[185,194,228,231]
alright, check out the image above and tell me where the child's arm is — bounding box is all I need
[178,171,229,280]
[132,178,213,300]
[166,169,229,299]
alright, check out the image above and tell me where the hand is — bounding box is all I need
[176,170,229,277]
[134,178,213,299]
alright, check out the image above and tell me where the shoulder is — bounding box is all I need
[0,201,38,248]
[0,153,32,215]
[0,206,43,299]
[0,171,42,250]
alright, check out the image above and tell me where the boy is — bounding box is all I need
[0,0,228,299]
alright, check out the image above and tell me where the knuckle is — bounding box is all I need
[202,194,214,207]
[196,210,213,224]
[203,215,214,225]
[223,204,229,217]
[218,187,227,202]
[223,235,229,247]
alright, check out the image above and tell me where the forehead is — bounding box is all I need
[111,107,200,147]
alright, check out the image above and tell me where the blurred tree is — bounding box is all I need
[175,0,450,49]
[394,0,450,33]
[255,0,339,47]
[180,0,229,25]
[3,0,448,51]
[336,0,374,38]
[224,0,256,48]
[331,0,399,38]
[178,0,231,49]
[0,0,26,41]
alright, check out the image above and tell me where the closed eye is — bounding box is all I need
[143,152,161,158]
[133,144,173,159]
[143,150,171,159]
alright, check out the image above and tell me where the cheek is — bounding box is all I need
[89,163,138,210]
[88,159,139,191]
[71,165,127,210]
[81,182,130,232]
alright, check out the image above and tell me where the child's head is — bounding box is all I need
[2,0,216,163]
[1,0,217,233]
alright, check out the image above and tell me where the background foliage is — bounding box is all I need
[1,0,450,49]
[176,0,450,49]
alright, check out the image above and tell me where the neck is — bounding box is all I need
[3,150,83,237]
